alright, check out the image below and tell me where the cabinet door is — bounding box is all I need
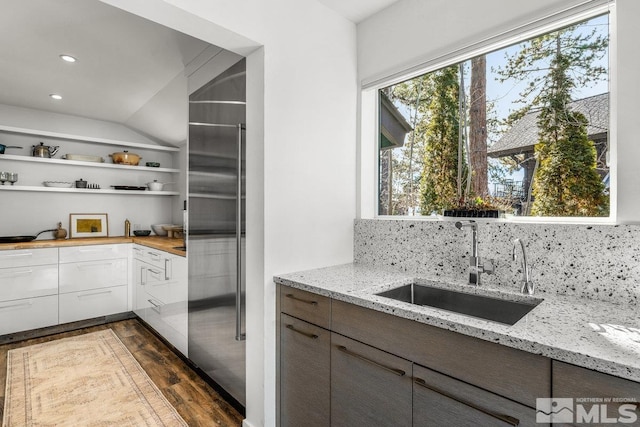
[59,244,129,263]
[0,248,58,269]
[59,258,128,293]
[0,295,58,335]
[59,285,128,323]
[413,363,538,427]
[553,361,640,425]
[0,264,58,302]
[280,314,330,427]
[331,332,412,427]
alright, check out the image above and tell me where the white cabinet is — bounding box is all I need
[0,248,58,335]
[58,244,130,321]
[133,244,187,355]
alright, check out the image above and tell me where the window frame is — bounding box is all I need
[360,0,617,224]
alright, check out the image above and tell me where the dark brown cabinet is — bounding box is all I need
[277,284,639,427]
[279,286,331,427]
[280,314,330,427]
[552,361,640,426]
[413,363,538,426]
[331,333,412,427]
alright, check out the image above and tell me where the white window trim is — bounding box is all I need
[359,0,617,225]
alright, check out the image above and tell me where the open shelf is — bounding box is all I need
[0,185,179,196]
[0,125,180,152]
[0,154,179,173]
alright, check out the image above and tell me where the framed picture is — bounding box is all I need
[69,213,109,238]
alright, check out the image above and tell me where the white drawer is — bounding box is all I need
[0,295,58,335]
[133,245,169,269]
[134,281,151,319]
[59,258,128,293]
[145,298,188,355]
[59,285,128,323]
[0,248,58,269]
[0,264,58,302]
[59,244,130,263]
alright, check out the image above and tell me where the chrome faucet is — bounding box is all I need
[454,220,494,286]
[512,238,534,295]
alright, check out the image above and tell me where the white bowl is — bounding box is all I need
[151,224,171,236]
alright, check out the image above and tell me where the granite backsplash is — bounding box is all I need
[354,219,640,305]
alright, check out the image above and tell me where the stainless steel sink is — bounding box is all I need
[376,283,541,325]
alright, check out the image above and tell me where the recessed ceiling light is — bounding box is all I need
[50,94,62,100]
[59,54,77,63]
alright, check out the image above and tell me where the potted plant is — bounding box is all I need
[443,196,509,218]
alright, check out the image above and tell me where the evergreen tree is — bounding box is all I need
[420,65,464,214]
[495,19,608,216]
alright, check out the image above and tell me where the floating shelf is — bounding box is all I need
[0,154,179,173]
[0,185,179,196]
[0,125,180,152]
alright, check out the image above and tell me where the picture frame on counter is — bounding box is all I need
[69,213,109,238]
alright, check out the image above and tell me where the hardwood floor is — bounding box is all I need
[0,318,244,427]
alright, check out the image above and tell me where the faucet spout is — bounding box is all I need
[512,238,534,295]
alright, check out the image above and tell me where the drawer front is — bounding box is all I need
[413,363,540,427]
[0,295,58,335]
[59,244,130,263]
[145,297,188,354]
[132,245,169,269]
[59,258,128,293]
[59,285,128,323]
[331,332,413,427]
[0,248,58,269]
[0,264,58,302]
[332,300,550,407]
[553,360,640,423]
[280,285,331,329]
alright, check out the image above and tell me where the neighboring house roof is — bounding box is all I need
[487,93,609,158]
[380,91,413,149]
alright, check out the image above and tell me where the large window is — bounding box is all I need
[378,13,610,218]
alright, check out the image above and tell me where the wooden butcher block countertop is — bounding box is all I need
[0,236,186,257]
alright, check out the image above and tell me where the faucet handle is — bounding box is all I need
[480,258,494,275]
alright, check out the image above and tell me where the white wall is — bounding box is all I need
[357,0,640,223]
[100,1,358,426]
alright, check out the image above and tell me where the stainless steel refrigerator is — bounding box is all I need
[187,59,246,408]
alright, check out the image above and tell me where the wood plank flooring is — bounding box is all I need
[0,318,244,427]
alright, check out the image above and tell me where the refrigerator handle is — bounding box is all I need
[236,123,246,341]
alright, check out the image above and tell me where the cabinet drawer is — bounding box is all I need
[59,285,128,323]
[413,363,539,426]
[0,264,58,302]
[0,295,58,335]
[59,258,128,293]
[59,244,130,263]
[132,245,169,269]
[280,285,330,329]
[145,297,188,355]
[331,332,412,426]
[332,300,550,407]
[0,248,57,269]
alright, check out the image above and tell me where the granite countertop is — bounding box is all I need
[274,263,640,382]
[0,236,186,257]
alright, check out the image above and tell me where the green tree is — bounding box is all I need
[420,65,464,214]
[496,19,608,216]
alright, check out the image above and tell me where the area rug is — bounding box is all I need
[2,329,187,426]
